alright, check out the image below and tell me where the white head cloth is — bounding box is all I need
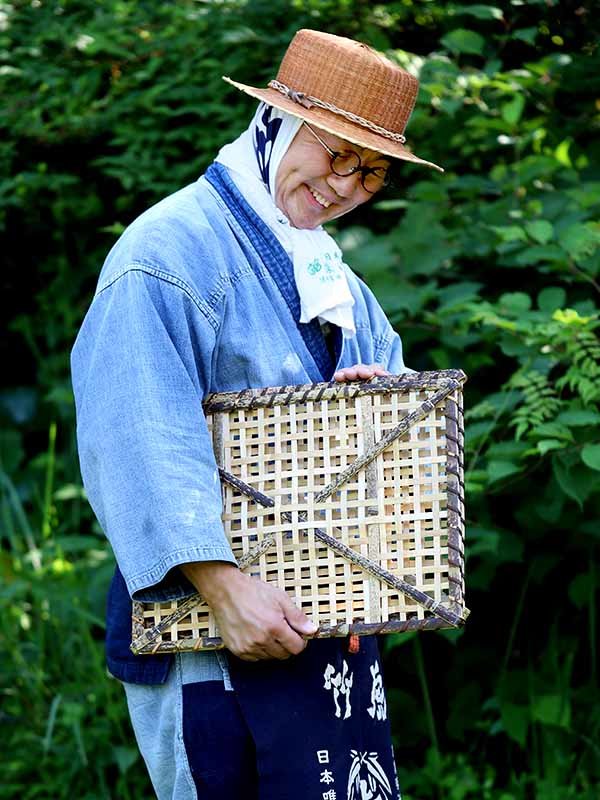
[215,103,356,337]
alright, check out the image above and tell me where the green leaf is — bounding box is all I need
[531,422,573,441]
[114,745,139,774]
[99,222,126,235]
[566,182,600,209]
[568,572,594,609]
[491,225,527,242]
[502,94,525,127]
[372,199,408,211]
[537,287,566,312]
[466,526,500,557]
[389,205,454,276]
[487,441,530,460]
[407,181,448,203]
[487,460,522,483]
[436,281,482,309]
[495,530,524,564]
[531,694,571,728]
[556,408,600,426]
[221,27,260,45]
[530,554,561,584]
[0,429,24,474]
[451,4,504,20]
[533,480,565,524]
[552,308,591,326]
[54,483,87,501]
[513,27,538,44]
[525,220,553,245]
[513,244,565,266]
[498,291,532,313]
[555,139,572,167]
[499,334,532,358]
[558,223,600,263]
[536,439,565,455]
[465,469,488,495]
[580,520,600,540]
[500,701,529,746]
[581,443,600,471]
[441,29,486,55]
[552,454,600,508]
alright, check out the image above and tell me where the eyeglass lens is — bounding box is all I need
[331,153,390,193]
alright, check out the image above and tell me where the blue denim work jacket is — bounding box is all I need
[71,162,409,683]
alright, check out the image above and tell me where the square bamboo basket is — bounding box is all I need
[131,369,469,655]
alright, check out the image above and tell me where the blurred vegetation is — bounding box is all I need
[1,0,599,798]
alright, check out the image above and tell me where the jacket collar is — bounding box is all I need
[204,162,337,381]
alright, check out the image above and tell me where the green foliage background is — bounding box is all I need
[1,1,599,798]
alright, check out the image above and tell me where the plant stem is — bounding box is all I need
[0,469,41,571]
[498,562,533,685]
[589,546,596,687]
[42,421,57,539]
[413,634,441,798]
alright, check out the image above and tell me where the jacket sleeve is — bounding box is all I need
[380,327,415,375]
[71,267,236,601]
[346,268,413,375]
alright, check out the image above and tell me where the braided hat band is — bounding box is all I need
[268,80,407,145]
[223,29,443,172]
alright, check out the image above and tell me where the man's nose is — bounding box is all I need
[327,171,362,198]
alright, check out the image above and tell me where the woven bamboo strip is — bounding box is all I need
[445,394,466,605]
[130,613,454,655]
[360,394,380,622]
[203,371,466,413]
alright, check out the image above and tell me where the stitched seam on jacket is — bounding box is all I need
[373,333,393,363]
[128,544,235,593]
[202,263,264,313]
[96,264,220,331]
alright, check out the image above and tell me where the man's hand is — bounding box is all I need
[333,363,390,382]
[181,562,317,661]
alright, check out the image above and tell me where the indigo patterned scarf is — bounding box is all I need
[215,103,356,338]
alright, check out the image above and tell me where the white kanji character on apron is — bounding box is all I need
[347,750,393,800]
[367,661,387,721]
[323,660,353,719]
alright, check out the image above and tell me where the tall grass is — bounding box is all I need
[0,427,153,799]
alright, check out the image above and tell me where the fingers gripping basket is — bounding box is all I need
[131,370,469,654]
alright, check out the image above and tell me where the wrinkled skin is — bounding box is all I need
[275,123,390,230]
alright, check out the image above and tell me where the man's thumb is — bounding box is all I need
[282,594,318,635]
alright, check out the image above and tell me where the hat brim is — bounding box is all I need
[222,76,444,173]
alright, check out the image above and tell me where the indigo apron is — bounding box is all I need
[126,637,401,799]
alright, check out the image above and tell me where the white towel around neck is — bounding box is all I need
[215,103,356,337]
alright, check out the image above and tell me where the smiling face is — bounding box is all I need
[274,123,392,230]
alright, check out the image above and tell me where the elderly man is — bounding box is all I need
[71,28,443,800]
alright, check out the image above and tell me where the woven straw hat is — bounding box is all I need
[223,29,443,173]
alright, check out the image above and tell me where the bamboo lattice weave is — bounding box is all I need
[131,370,468,654]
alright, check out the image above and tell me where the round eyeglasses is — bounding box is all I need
[303,122,391,194]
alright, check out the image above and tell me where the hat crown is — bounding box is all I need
[276,29,418,137]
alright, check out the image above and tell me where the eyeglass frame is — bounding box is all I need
[302,122,392,194]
